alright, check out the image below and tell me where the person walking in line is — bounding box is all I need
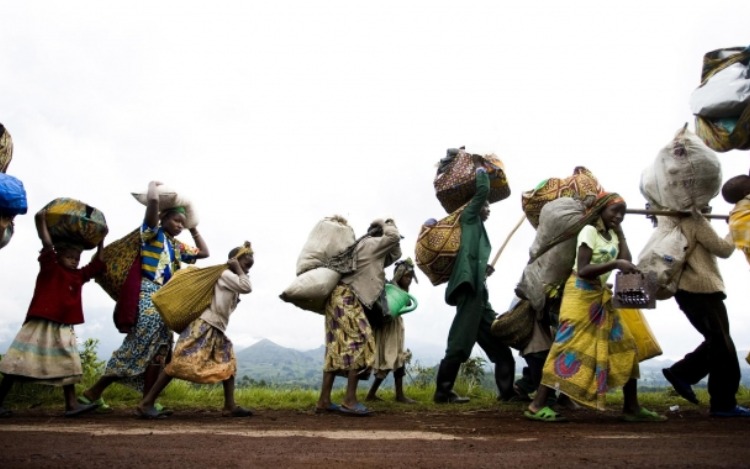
[662,191,748,417]
[137,242,254,419]
[366,258,417,404]
[0,208,105,417]
[81,181,209,409]
[434,157,516,404]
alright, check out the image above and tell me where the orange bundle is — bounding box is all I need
[521,166,602,229]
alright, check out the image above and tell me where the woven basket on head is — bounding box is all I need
[95,228,141,301]
[491,299,534,350]
[151,264,228,333]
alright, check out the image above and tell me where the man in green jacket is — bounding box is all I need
[434,158,516,403]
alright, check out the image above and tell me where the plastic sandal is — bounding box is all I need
[339,403,373,416]
[620,407,667,422]
[523,406,567,422]
[314,403,341,414]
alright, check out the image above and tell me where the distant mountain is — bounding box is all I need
[235,339,325,388]
[233,339,750,389]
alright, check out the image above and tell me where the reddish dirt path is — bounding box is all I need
[0,407,748,468]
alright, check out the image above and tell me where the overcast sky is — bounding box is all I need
[1,2,750,366]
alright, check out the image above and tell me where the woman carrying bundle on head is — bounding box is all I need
[524,192,666,423]
[366,258,417,404]
[138,242,254,419]
[82,181,209,410]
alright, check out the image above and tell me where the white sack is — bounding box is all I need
[132,184,199,229]
[517,198,585,313]
[690,62,750,119]
[640,126,722,212]
[279,267,340,314]
[296,216,356,275]
[636,217,689,300]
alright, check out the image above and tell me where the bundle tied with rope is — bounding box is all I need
[152,241,253,333]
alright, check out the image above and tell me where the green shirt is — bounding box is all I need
[445,170,491,306]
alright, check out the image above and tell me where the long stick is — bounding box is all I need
[625,208,728,221]
[490,214,526,268]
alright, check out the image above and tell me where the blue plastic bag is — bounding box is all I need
[0,173,28,215]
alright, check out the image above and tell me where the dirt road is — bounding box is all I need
[0,407,747,468]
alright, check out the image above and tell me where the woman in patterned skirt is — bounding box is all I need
[81,181,209,407]
[315,218,402,416]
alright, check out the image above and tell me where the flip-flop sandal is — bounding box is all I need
[314,403,341,414]
[135,407,168,420]
[154,402,173,416]
[78,395,112,412]
[64,403,99,418]
[223,406,254,417]
[620,407,667,422]
[339,403,373,417]
[523,406,567,422]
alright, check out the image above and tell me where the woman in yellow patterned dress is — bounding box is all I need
[524,192,666,422]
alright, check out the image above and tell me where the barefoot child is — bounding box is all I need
[0,208,105,417]
[137,242,254,418]
[366,258,417,404]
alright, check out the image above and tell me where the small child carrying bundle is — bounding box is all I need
[433,147,510,214]
[152,242,253,333]
[43,198,108,250]
[415,205,464,286]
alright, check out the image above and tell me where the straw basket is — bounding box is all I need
[152,264,227,333]
[415,207,464,286]
[95,228,141,301]
[491,299,534,350]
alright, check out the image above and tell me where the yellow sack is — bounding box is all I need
[619,308,662,362]
[95,228,141,301]
[151,264,228,333]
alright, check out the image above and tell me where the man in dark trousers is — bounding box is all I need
[434,156,516,403]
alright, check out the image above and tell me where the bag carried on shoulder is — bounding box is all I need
[635,218,691,300]
[93,228,142,333]
[152,264,228,333]
[415,205,464,286]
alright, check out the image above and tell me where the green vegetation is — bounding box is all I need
[2,339,749,414]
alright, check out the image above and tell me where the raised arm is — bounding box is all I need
[34,208,53,250]
[144,180,162,229]
[189,227,210,259]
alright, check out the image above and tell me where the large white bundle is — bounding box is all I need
[132,184,199,229]
[636,217,689,300]
[296,215,355,275]
[690,61,750,119]
[516,198,585,313]
[640,125,722,211]
[279,267,340,314]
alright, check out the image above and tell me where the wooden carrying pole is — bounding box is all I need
[490,214,526,268]
[625,208,728,221]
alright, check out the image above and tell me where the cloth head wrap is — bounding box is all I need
[232,241,254,259]
[163,206,187,216]
[589,191,626,232]
[392,257,417,285]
